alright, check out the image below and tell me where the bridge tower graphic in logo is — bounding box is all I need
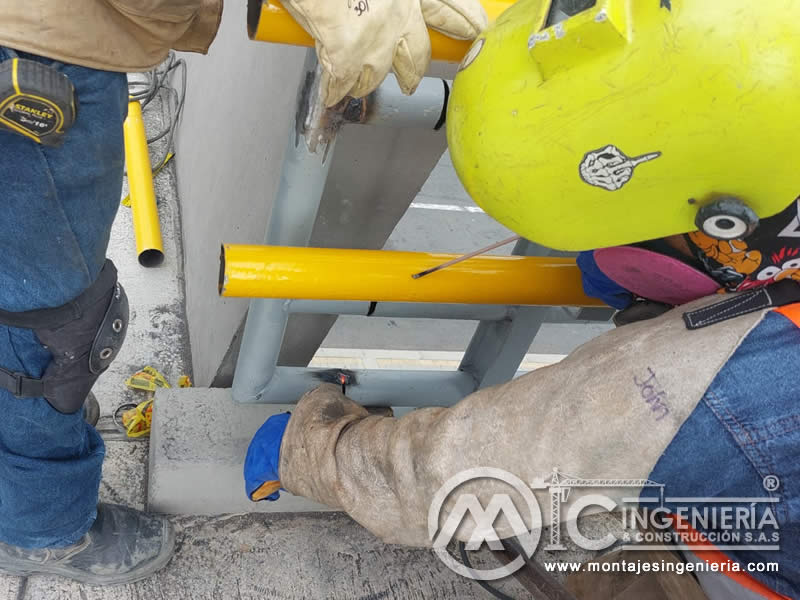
[428,467,667,580]
[537,468,664,550]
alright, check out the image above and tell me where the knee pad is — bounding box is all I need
[0,260,128,414]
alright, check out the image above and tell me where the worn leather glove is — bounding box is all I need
[283,0,488,106]
[244,412,291,501]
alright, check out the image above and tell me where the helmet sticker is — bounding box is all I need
[579,145,662,191]
[458,38,485,73]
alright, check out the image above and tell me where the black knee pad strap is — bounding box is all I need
[0,260,128,413]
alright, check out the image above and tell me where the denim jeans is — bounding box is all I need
[644,310,800,597]
[0,47,127,548]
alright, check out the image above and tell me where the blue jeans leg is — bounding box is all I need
[643,311,800,597]
[0,47,128,548]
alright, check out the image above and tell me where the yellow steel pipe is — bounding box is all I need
[247,0,517,63]
[220,244,605,307]
[123,100,164,267]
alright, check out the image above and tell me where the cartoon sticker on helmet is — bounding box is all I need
[579,145,661,191]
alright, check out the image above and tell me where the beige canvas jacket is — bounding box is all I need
[0,0,223,72]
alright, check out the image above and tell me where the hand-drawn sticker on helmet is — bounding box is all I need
[579,145,662,191]
[458,38,485,73]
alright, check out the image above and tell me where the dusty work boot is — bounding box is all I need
[83,391,100,427]
[0,504,175,585]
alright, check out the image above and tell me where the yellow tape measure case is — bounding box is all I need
[0,58,77,146]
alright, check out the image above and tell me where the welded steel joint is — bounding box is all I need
[296,60,451,147]
[294,63,344,157]
[340,96,367,124]
[338,76,451,130]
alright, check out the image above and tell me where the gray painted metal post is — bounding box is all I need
[288,300,512,321]
[253,367,476,407]
[232,50,336,403]
[288,301,611,323]
[358,75,448,129]
[459,238,553,389]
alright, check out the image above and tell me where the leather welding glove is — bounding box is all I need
[244,412,291,501]
[282,0,488,106]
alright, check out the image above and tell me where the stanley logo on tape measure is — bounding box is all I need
[0,58,77,146]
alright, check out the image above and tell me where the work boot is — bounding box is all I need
[83,391,100,427]
[0,503,175,585]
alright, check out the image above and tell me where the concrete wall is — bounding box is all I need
[174,0,306,385]
[175,1,452,385]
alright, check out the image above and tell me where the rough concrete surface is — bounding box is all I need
[149,388,332,514]
[15,513,541,600]
[173,0,306,387]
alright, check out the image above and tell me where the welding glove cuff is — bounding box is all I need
[244,412,291,501]
[283,0,488,106]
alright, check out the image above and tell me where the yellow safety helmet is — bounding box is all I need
[447,0,800,250]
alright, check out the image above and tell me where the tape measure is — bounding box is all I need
[0,58,77,146]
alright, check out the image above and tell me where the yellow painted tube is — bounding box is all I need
[247,0,517,63]
[220,245,605,307]
[123,100,165,267]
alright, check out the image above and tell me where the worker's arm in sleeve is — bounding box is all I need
[275,295,766,547]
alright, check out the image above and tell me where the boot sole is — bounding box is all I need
[0,518,175,586]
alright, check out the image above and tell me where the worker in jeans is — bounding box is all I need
[0,0,487,585]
